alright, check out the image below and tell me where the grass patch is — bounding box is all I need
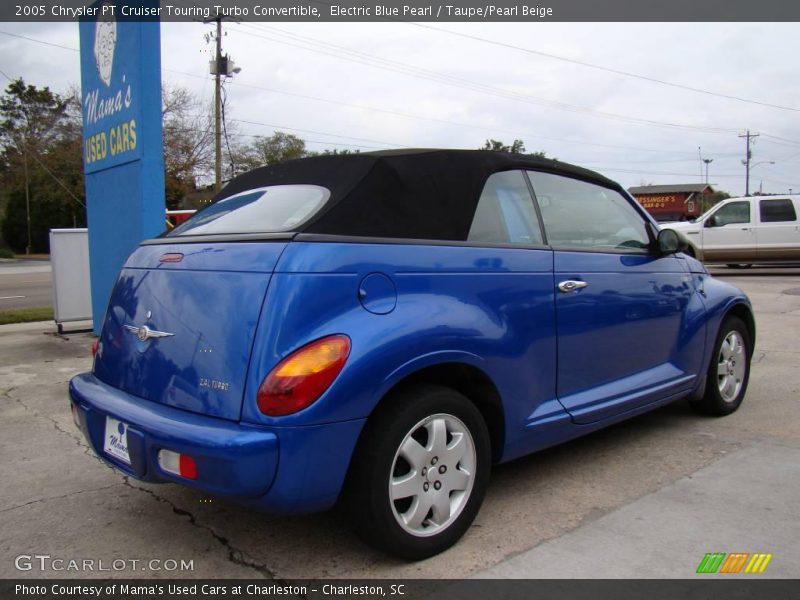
[0,306,54,325]
[0,248,14,259]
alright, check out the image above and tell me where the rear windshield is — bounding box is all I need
[168,185,330,236]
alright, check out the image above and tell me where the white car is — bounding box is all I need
[662,195,800,265]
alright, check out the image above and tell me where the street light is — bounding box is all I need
[702,158,713,184]
[749,160,775,169]
[741,159,774,196]
[697,148,713,214]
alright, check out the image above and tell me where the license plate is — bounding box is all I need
[103,417,131,465]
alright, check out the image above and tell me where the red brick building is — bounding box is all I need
[628,184,714,222]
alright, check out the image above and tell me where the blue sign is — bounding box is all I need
[80,5,142,172]
[79,1,165,334]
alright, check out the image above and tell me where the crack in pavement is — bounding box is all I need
[6,386,287,582]
[0,483,123,514]
[6,387,126,484]
[9,390,103,463]
[121,477,282,582]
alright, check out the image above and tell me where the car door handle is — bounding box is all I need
[558,280,589,293]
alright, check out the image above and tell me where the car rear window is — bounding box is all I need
[168,185,330,236]
[759,198,797,223]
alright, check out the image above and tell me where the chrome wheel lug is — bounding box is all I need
[431,456,438,465]
[434,481,442,490]
[439,465,447,474]
[423,482,429,492]
[421,467,427,477]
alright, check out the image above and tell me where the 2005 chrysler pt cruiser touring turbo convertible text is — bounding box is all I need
[70,150,754,559]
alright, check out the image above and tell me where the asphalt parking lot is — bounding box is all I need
[1,269,798,579]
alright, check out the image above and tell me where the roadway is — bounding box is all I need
[0,258,799,312]
[0,260,52,309]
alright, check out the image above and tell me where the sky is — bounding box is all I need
[1,19,799,196]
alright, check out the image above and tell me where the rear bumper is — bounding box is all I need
[69,373,364,514]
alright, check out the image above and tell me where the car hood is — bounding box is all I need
[661,221,700,232]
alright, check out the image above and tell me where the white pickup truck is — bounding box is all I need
[662,195,800,265]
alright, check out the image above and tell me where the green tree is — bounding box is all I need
[480,138,546,157]
[306,148,360,157]
[162,85,214,209]
[0,78,85,253]
[234,132,307,173]
[699,190,731,214]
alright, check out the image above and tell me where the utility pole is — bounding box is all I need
[739,130,759,196]
[23,144,31,255]
[213,16,222,192]
[206,17,241,192]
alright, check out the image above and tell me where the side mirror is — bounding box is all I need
[705,216,716,228]
[657,229,685,255]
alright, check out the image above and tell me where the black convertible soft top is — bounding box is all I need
[214,149,622,241]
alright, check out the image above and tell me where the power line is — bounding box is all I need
[406,23,800,113]
[0,34,403,151]
[232,22,737,134]
[281,0,800,114]
[232,118,406,147]
[0,28,751,157]
[5,26,798,184]
[27,150,86,208]
[760,133,800,147]
[597,166,741,178]
[0,30,78,52]
[165,122,388,149]
[580,153,740,166]
[167,66,714,157]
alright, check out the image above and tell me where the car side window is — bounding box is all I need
[468,170,544,245]
[526,171,650,251]
[709,201,751,226]
[759,199,797,223]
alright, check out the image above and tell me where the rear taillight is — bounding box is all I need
[158,449,198,480]
[257,335,351,416]
[91,339,99,357]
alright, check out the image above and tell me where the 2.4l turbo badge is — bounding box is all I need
[199,378,230,392]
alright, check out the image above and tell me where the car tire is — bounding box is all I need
[343,384,491,560]
[690,316,751,416]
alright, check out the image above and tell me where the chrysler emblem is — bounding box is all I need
[123,324,174,342]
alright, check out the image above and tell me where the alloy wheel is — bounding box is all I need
[388,413,476,537]
[717,330,746,402]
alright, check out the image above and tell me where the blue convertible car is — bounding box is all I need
[70,150,754,558]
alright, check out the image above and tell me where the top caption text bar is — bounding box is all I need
[5,0,800,22]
